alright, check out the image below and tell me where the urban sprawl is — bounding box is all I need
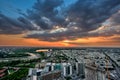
[0,47,120,80]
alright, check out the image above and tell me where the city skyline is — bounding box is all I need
[0,0,120,47]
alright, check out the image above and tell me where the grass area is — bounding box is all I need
[55,55,68,60]
[8,69,15,74]
[1,68,28,80]
[0,61,21,68]
[15,63,36,68]
[0,48,40,58]
[34,52,46,60]
[0,58,40,68]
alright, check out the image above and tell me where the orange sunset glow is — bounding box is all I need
[0,0,120,47]
[0,34,120,47]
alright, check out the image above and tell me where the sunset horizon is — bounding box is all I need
[0,0,120,47]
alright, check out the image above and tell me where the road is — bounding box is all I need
[103,52,120,79]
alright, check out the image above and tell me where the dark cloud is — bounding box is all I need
[0,0,120,42]
[109,11,120,26]
[66,0,120,31]
[0,13,36,34]
[25,27,80,41]
[26,0,64,29]
[25,0,120,41]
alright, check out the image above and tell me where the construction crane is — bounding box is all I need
[105,56,110,80]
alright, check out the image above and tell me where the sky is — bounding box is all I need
[0,0,120,47]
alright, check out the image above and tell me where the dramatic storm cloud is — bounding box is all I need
[0,0,120,42]
[0,13,36,34]
[66,0,120,31]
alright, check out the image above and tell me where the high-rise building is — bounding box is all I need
[76,62,85,79]
[62,63,72,76]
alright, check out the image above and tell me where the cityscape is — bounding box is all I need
[0,0,120,80]
[0,47,120,80]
